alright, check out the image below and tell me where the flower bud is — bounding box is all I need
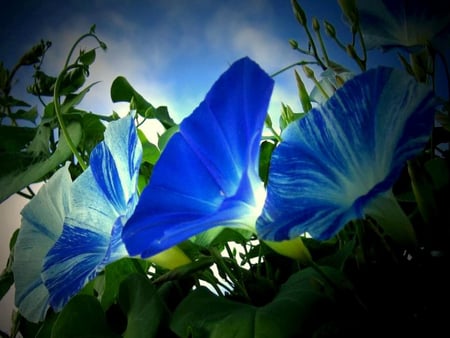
[338,0,358,25]
[324,20,336,38]
[289,39,299,49]
[291,0,307,26]
[312,17,320,32]
[302,65,315,79]
[346,44,358,59]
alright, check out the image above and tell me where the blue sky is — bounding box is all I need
[0,0,357,125]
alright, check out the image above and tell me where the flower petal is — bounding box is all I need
[123,57,274,258]
[42,115,142,311]
[356,0,450,51]
[12,163,72,323]
[257,67,437,241]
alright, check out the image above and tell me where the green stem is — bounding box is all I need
[16,191,34,199]
[200,271,227,296]
[356,27,367,71]
[312,77,330,100]
[304,26,327,69]
[64,32,103,69]
[332,36,347,51]
[210,247,251,302]
[265,120,282,142]
[53,66,87,170]
[52,32,105,171]
[315,29,330,67]
[270,61,317,78]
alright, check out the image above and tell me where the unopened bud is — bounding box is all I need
[338,0,358,25]
[291,0,307,26]
[346,44,358,59]
[312,17,320,32]
[289,39,299,49]
[302,65,315,79]
[324,20,336,38]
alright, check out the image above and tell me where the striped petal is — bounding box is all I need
[356,0,450,52]
[257,67,437,241]
[12,163,72,323]
[123,57,274,258]
[42,115,142,311]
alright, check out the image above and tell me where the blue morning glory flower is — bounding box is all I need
[122,57,274,258]
[356,0,450,52]
[12,115,142,321]
[12,163,72,323]
[256,67,437,243]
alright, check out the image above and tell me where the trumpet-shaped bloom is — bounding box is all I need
[356,0,450,52]
[41,115,142,311]
[12,164,72,323]
[12,115,142,321]
[256,67,437,242]
[123,57,274,258]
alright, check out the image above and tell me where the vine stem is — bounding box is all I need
[270,61,317,78]
[210,247,251,302]
[265,120,282,142]
[53,32,105,171]
[53,65,88,170]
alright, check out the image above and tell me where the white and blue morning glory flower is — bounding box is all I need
[356,0,450,52]
[12,163,72,323]
[122,57,274,258]
[41,115,142,312]
[256,67,438,244]
[13,115,142,321]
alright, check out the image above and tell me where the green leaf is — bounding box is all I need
[27,70,56,97]
[0,125,36,153]
[59,67,87,95]
[294,69,312,113]
[100,258,150,310]
[13,105,38,122]
[111,76,152,112]
[138,129,160,165]
[259,140,276,185]
[171,266,350,338]
[0,270,13,300]
[61,81,99,115]
[408,158,439,225]
[26,123,51,158]
[78,112,107,155]
[0,122,82,202]
[0,96,31,108]
[157,125,179,151]
[79,49,96,66]
[34,312,58,338]
[51,295,120,338]
[119,273,171,338]
[143,105,176,129]
[152,256,214,284]
[110,76,175,128]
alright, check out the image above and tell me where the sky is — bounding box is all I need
[0,0,396,332]
[0,0,353,125]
